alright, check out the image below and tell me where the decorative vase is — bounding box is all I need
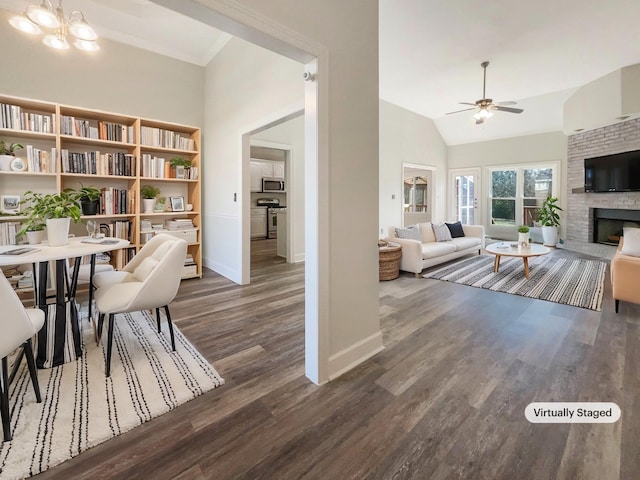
[143,198,156,214]
[541,226,558,247]
[46,217,71,247]
[26,230,45,245]
[518,232,529,247]
[0,155,13,171]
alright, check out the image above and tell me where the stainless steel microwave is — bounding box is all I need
[262,178,285,193]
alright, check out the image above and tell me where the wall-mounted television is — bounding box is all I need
[584,149,640,192]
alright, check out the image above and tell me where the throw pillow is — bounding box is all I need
[432,223,452,242]
[621,227,640,257]
[445,221,465,238]
[395,224,422,241]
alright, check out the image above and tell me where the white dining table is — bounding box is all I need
[0,237,129,368]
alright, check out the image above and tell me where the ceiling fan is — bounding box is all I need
[446,61,524,124]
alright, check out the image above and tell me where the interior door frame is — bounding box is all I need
[448,167,481,225]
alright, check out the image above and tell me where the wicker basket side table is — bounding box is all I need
[378,241,402,281]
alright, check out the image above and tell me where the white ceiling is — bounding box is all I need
[4,1,640,146]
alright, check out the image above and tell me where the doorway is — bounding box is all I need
[402,163,435,226]
[449,168,481,225]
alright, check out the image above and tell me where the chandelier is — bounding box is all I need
[9,1,99,52]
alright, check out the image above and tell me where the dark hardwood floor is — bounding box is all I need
[36,244,640,479]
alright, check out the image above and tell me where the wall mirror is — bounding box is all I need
[402,163,434,226]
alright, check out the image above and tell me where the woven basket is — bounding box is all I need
[379,244,402,281]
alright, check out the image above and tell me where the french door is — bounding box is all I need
[449,168,481,225]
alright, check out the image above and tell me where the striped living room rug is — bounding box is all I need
[424,254,607,311]
[0,309,224,480]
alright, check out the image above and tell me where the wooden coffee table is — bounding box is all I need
[485,242,550,279]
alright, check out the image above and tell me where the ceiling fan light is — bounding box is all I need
[473,108,493,120]
[74,38,99,52]
[27,2,59,28]
[43,33,69,50]
[9,14,42,34]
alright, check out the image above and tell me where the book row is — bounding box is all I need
[61,150,136,176]
[60,116,135,143]
[99,188,135,216]
[25,145,57,173]
[0,221,20,246]
[0,103,54,133]
[140,126,195,151]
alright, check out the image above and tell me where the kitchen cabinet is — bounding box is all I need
[250,159,285,187]
[250,161,262,192]
[251,207,267,238]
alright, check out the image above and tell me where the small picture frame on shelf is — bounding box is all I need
[1,195,20,214]
[170,196,185,212]
[175,165,185,179]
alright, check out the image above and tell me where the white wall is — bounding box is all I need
[0,8,204,126]
[448,131,568,238]
[379,100,447,232]
[207,0,381,382]
[202,36,303,280]
[252,115,305,262]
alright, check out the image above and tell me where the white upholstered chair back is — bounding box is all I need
[0,275,43,358]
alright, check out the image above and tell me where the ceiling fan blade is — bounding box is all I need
[496,101,517,105]
[494,105,524,114]
[459,102,477,106]
[446,107,477,115]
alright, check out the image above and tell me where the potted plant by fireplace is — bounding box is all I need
[537,196,563,247]
[19,190,82,246]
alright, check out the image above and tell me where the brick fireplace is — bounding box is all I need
[567,117,640,258]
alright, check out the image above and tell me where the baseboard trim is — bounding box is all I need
[204,257,242,284]
[293,253,305,263]
[328,331,384,381]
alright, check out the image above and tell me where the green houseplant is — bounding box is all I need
[537,196,563,246]
[517,225,530,246]
[141,185,161,213]
[19,190,82,246]
[0,140,23,171]
[169,157,191,179]
[73,186,102,215]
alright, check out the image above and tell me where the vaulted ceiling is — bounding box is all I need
[3,0,640,146]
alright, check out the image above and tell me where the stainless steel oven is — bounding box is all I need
[262,178,285,193]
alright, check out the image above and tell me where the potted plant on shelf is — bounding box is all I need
[169,157,191,179]
[537,196,563,247]
[73,186,102,215]
[141,185,161,214]
[0,140,24,171]
[517,225,530,247]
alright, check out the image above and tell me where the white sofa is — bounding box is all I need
[387,223,485,277]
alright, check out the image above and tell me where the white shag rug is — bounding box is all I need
[0,308,224,479]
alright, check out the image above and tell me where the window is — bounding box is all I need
[404,176,428,212]
[489,164,557,227]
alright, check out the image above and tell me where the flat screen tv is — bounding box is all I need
[584,150,640,192]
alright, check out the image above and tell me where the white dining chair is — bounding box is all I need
[0,274,44,442]
[92,234,188,377]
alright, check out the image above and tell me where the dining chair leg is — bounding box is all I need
[1,357,11,442]
[97,313,105,345]
[24,338,42,403]
[163,305,176,351]
[23,339,41,403]
[155,307,162,333]
[106,313,115,378]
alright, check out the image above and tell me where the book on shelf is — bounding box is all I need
[141,126,195,151]
[61,149,136,176]
[99,220,131,241]
[25,145,57,173]
[0,222,21,246]
[60,116,134,143]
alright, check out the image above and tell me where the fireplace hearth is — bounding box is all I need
[592,208,640,245]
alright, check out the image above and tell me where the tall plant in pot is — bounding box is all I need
[15,209,46,245]
[141,185,161,214]
[20,190,82,246]
[0,140,23,171]
[537,196,563,247]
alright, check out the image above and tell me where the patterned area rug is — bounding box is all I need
[424,254,607,311]
[0,309,224,480]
